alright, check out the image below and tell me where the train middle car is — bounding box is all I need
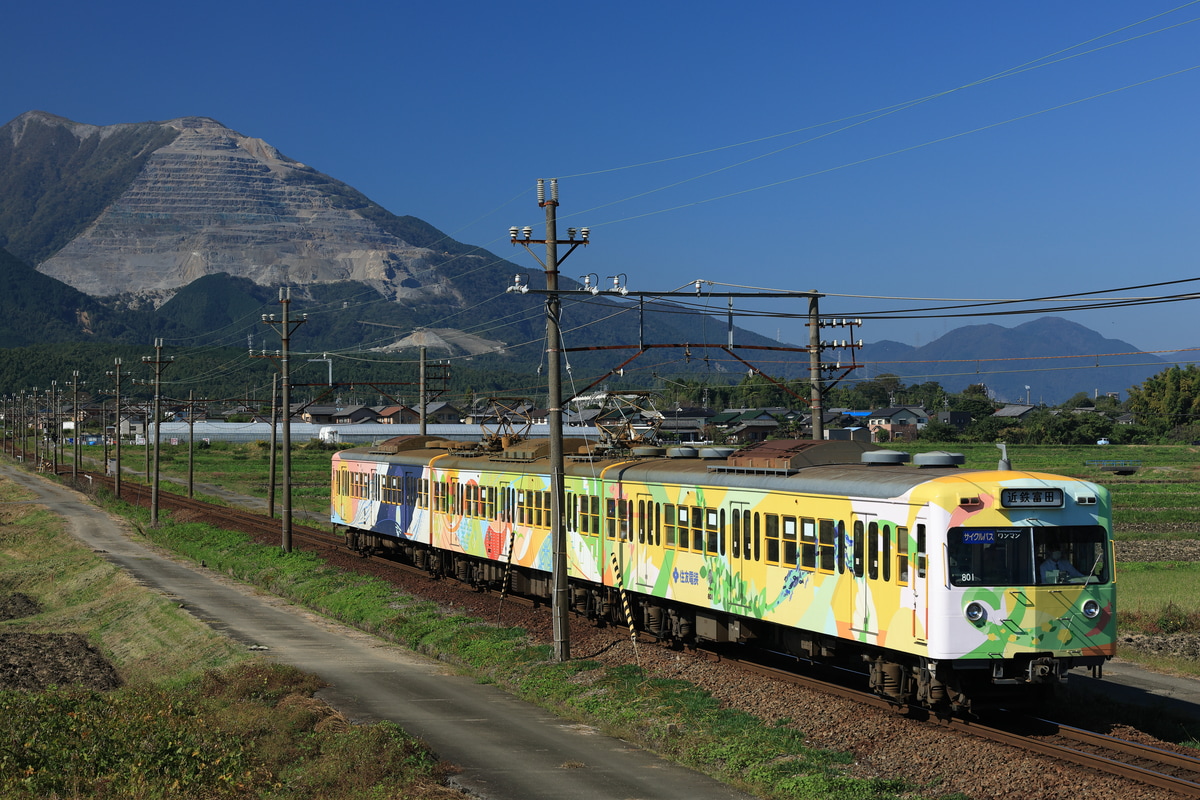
[331,436,1116,711]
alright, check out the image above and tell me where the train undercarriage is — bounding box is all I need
[344,528,1080,714]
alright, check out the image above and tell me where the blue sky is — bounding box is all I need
[4,1,1198,356]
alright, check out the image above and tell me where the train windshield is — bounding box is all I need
[947,525,1109,587]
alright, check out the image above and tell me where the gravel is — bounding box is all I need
[311,538,1196,800]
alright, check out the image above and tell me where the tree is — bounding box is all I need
[1061,392,1094,409]
[918,420,959,442]
[1127,365,1200,438]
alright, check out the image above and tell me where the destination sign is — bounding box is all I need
[999,487,1063,508]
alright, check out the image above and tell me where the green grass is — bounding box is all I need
[0,475,461,800]
[83,488,922,800]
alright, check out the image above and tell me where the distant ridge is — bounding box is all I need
[859,317,1166,403]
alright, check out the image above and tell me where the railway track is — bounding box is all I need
[700,643,1200,796]
[41,461,1200,797]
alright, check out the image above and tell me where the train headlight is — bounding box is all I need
[1082,599,1101,619]
[965,602,987,623]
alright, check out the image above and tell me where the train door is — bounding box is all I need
[851,515,879,637]
[395,468,415,536]
[909,523,928,642]
[634,493,656,591]
[727,501,753,613]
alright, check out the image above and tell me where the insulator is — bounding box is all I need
[509,226,518,240]
[551,178,559,202]
[522,226,532,239]
[537,179,545,203]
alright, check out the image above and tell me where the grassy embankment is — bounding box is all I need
[0,476,463,800]
[3,465,923,800]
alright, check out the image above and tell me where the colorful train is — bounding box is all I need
[331,436,1115,711]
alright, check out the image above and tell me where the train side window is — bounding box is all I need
[916,523,927,579]
[781,516,798,567]
[637,500,646,543]
[765,514,780,564]
[590,496,601,536]
[800,517,817,570]
[718,509,726,556]
[691,506,705,551]
[606,498,617,539]
[665,504,677,548]
[868,521,880,580]
[897,525,910,585]
[706,508,720,555]
[836,520,847,574]
[620,499,632,541]
[653,503,661,546]
[853,520,865,577]
[731,508,741,558]
[882,524,892,582]
[744,513,753,563]
[753,512,761,561]
[818,519,836,573]
[418,478,428,508]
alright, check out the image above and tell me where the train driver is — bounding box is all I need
[1040,549,1083,584]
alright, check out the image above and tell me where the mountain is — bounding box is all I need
[0,111,1174,405]
[859,317,1166,404]
[0,110,793,383]
[0,244,178,345]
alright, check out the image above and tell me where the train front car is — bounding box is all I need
[907,466,1116,711]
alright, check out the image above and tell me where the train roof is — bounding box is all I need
[334,436,1023,500]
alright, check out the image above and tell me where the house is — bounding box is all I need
[333,405,379,425]
[825,426,872,442]
[422,402,464,425]
[937,411,972,430]
[374,405,414,424]
[657,406,715,443]
[300,405,340,424]
[866,407,929,442]
[721,409,781,443]
[992,404,1037,421]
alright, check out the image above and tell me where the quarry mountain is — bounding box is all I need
[0,110,1170,404]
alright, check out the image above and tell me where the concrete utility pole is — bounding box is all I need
[142,339,174,526]
[68,370,83,480]
[257,288,307,553]
[509,179,590,663]
[50,381,59,474]
[187,390,195,498]
[809,295,823,443]
[269,374,278,519]
[419,346,428,436]
[107,357,124,494]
